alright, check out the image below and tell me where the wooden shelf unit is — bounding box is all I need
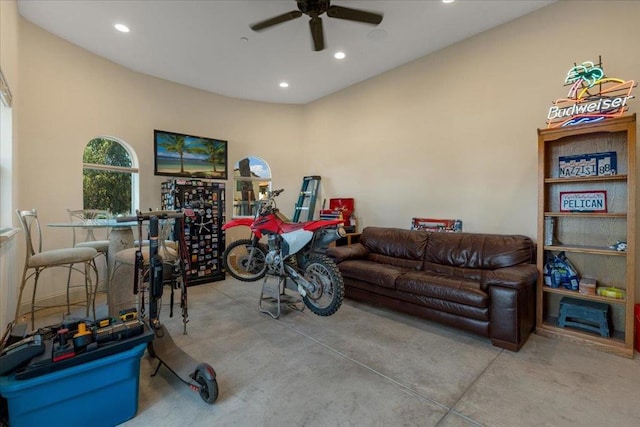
[536,114,636,358]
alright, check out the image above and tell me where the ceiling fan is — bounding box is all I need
[250,0,383,51]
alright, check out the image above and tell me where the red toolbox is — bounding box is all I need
[320,198,354,229]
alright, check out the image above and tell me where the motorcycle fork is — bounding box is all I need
[245,235,262,264]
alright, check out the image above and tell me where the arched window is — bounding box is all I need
[233,156,271,217]
[83,137,139,215]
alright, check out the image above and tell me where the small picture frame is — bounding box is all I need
[411,218,462,232]
[559,190,607,213]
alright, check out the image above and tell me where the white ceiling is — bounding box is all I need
[17,0,555,104]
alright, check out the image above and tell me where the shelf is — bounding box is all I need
[543,244,627,256]
[544,212,626,218]
[537,114,635,358]
[544,174,627,184]
[543,316,625,342]
[542,286,626,305]
[537,317,632,358]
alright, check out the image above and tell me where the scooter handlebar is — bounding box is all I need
[116,209,184,222]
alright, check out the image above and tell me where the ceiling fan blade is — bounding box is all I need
[326,5,383,25]
[309,16,325,51]
[250,10,303,31]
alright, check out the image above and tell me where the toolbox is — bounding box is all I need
[0,343,147,427]
[320,198,355,232]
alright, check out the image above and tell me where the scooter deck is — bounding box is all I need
[150,325,198,379]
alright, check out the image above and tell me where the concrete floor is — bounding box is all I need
[30,277,640,426]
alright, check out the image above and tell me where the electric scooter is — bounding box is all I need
[118,210,218,404]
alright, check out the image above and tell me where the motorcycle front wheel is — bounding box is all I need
[223,239,267,281]
[299,254,345,316]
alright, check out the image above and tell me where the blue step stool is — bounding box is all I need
[558,297,611,337]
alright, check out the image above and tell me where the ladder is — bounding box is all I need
[292,176,321,222]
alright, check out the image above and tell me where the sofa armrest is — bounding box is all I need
[483,264,538,290]
[326,243,369,263]
[487,264,537,351]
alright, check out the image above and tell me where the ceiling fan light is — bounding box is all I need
[334,51,346,59]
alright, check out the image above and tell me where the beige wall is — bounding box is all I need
[305,0,639,236]
[8,0,640,303]
[18,18,305,222]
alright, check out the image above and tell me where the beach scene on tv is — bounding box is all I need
[155,130,227,179]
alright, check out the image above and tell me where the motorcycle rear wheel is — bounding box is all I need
[223,239,267,281]
[299,254,344,316]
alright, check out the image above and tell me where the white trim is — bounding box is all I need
[83,163,139,173]
[235,176,268,182]
[0,227,18,247]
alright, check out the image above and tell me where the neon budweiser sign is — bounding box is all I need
[546,59,635,128]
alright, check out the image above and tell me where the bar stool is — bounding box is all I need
[67,209,111,302]
[15,209,99,328]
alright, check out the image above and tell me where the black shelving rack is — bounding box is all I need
[161,179,225,286]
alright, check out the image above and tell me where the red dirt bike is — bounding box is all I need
[222,189,346,316]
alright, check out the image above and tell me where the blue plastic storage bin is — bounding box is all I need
[0,343,146,427]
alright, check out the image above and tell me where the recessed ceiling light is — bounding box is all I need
[279,82,289,88]
[114,23,130,33]
[334,51,346,60]
[442,0,455,4]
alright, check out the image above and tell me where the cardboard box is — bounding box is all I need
[0,343,146,427]
[579,278,597,295]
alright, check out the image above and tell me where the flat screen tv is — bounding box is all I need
[154,129,228,179]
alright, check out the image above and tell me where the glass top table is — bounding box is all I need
[47,219,139,228]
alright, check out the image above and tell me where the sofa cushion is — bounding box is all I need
[424,232,534,269]
[344,280,489,322]
[337,260,408,289]
[396,271,488,308]
[422,262,484,282]
[360,227,427,270]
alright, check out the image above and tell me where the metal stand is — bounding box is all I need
[259,275,304,319]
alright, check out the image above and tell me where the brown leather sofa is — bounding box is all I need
[327,227,537,351]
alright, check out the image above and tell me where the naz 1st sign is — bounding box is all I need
[547,59,636,128]
[559,190,607,213]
